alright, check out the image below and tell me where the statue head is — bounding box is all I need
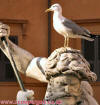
[53,74,81,105]
[45,47,97,105]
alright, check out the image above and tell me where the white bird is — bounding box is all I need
[45,3,96,47]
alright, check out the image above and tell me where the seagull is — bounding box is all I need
[45,3,96,47]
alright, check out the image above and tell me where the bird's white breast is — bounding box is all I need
[53,13,71,36]
[53,17,65,34]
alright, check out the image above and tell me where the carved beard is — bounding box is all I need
[56,93,82,105]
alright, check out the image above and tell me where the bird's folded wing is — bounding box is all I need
[62,18,90,36]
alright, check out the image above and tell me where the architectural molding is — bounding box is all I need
[0,19,28,36]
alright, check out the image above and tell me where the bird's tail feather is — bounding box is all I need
[82,34,100,41]
[89,34,100,39]
[82,36,94,41]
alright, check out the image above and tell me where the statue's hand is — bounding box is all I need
[0,22,10,38]
[17,89,34,104]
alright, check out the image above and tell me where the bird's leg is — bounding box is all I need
[64,36,69,47]
[66,38,69,47]
[64,36,67,47]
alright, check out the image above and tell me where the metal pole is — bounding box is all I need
[48,0,51,56]
[1,37,26,91]
[94,37,100,81]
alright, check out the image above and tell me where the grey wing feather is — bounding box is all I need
[62,18,90,36]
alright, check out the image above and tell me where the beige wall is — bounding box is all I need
[0,0,48,57]
[0,0,99,104]
[0,0,48,102]
[0,82,47,105]
[50,0,100,51]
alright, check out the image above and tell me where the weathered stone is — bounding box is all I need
[45,47,97,82]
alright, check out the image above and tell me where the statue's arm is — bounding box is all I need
[81,81,99,105]
[0,23,48,83]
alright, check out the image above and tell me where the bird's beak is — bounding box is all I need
[45,8,52,12]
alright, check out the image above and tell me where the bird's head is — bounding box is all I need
[45,3,62,13]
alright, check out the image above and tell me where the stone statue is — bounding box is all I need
[0,23,99,105]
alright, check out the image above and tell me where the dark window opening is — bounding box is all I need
[82,36,100,81]
[0,36,18,81]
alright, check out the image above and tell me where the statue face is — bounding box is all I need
[53,75,81,105]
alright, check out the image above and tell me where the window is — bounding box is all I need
[0,36,18,81]
[82,36,100,81]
